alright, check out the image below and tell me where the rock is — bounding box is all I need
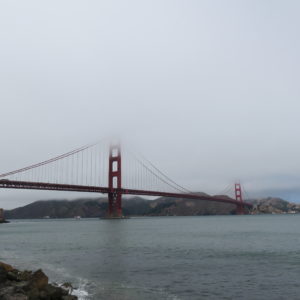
[18,271,33,282]
[61,282,73,294]
[25,287,40,299]
[43,283,68,298]
[2,294,28,300]
[62,296,78,300]
[0,266,8,282]
[14,281,30,292]
[0,262,77,299]
[0,286,28,299]
[61,282,73,290]
[0,286,16,297]
[0,262,14,272]
[7,271,19,281]
[29,270,48,290]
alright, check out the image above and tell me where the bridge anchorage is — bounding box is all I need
[0,140,253,217]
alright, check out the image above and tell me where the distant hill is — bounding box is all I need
[4,195,238,219]
[5,196,298,219]
[249,197,300,214]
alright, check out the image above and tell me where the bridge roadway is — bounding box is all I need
[0,180,253,208]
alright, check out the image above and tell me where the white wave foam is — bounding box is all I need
[56,279,90,300]
[71,277,90,300]
[72,287,89,299]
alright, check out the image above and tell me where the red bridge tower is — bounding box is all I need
[235,183,245,215]
[108,144,122,218]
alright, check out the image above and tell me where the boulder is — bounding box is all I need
[18,271,33,282]
[29,270,48,290]
[2,293,28,300]
[0,262,14,272]
[0,263,77,299]
[62,296,78,300]
[0,266,8,282]
[43,283,68,298]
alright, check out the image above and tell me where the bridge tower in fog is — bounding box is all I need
[235,183,245,215]
[108,144,123,218]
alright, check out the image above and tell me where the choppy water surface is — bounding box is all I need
[1,215,300,299]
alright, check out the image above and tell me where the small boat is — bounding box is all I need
[74,216,81,220]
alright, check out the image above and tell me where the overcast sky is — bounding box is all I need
[0,0,300,209]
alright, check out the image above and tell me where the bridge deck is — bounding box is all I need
[0,180,252,208]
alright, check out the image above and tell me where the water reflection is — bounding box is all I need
[95,220,132,299]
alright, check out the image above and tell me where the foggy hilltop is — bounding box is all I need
[4,196,300,219]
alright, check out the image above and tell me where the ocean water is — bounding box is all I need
[1,215,300,300]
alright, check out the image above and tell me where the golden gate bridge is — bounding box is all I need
[0,140,252,217]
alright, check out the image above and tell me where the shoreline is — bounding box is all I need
[0,261,77,299]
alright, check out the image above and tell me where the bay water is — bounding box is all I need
[1,215,300,299]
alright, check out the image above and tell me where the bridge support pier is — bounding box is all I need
[236,204,245,215]
[108,192,122,217]
[0,208,4,222]
[107,144,123,218]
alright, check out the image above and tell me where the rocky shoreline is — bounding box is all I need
[0,261,77,300]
